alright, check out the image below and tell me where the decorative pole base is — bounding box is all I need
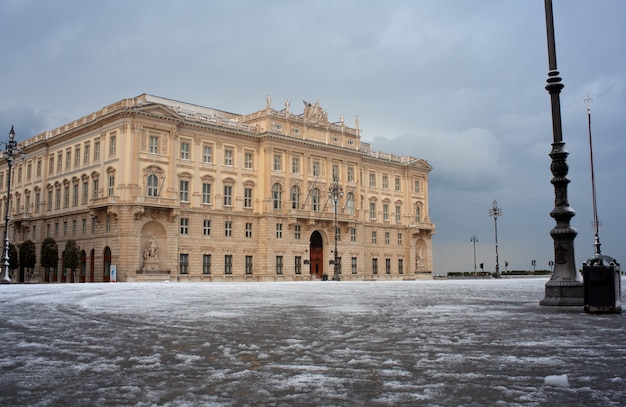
[540,279,584,306]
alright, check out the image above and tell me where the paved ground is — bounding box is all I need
[0,277,624,406]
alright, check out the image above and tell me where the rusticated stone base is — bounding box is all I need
[540,280,584,306]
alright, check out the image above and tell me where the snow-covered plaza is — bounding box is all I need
[1,277,624,406]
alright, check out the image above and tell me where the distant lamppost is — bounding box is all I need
[328,176,343,281]
[470,235,479,273]
[1,126,25,284]
[488,200,502,278]
[540,0,583,306]
[531,259,537,275]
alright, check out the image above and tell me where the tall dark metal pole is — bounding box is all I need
[585,95,601,256]
[488,200,502,278]
[470,235,478,273]
[540,0,584,306]
[1,126,23,284]
[328,176,343,281]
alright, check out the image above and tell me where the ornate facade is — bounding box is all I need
[2,94,435,282]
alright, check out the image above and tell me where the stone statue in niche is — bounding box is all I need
[142,236,160,272]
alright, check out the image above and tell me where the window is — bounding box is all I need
[395,177,401,192]
[291,186,300,209]
[72,220,77,236]
[147,174,159,197]
[49,155,54,174]
[47,190,52,211]
[383,204,389,221]
[244,152,253,169]
[92,179,99,199]
[386,258,391,274]
[294,224,301,240]
[295,256,302,274]
[149,135,159,154]
[109,134,116,156]
[179,254,189,274]
[350,228,357,242]
[75,147,80,167]
[83,180,89,203]
[347,167,354,183]
[84,143,90,163]
[35,192,40,213]
[415,204,421,223]
[276,256,283,275]
[385,232,390,245]
[91,217,96,234]
[312,161,320,177]
[26,163,32,181]
[245,255,253,275]
[244,188,252,208]
[225,220,232,237]
[180,217,189,234]
[245,222,253,238]
[273,154,282,171]
[292,157,300,174]
[203,145,212,163]
[63,221,67,237]
[82,218,87,235]
[57,152,62,172]
[224,255,233,274]
[352,257,357,274]
[203,219,211,236]
[105,215,111,233]
[369,202,376,220]
[73,184,79,206]
[180,142,190,160]
[369,173,376,187]
[398,259,404,274]
[54,222,59,237]
[224,149,233,166]
[203,254,211,274]
[312,188,320,211]
[55,187,60,209]
[272,183,282,210]
[36,159,42,178]
[372,258,378,274]
[335,226,341,242]
[415,180,420,193]
[64,185,69,208]
[276,223,283,238]
[371,231,377,244]
[94,141,100,161]
[346,193,354,215]
[396,206,401,223]
[332,164,339,180]
[179,180,189,202]
[398,233,403,245]
[202,182,211,204]
[65,150,71,169]
[223,185,232,206]
[108,174,115,197]
[382,175,389,190]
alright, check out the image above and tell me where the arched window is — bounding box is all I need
[415,203,421,223]
[272,183,282,210]
[312,188,321,211]
[346,192,355,215]
[290,185,300,209]
[147,174,159,197]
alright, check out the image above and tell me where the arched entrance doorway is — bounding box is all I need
[103,246,112,282]
[309,231,324,279]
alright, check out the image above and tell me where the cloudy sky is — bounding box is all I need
[1,1,624,274]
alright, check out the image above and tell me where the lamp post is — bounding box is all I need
[328,176,343,281]
[1,126,25,284]
[488,200,502,278]
[540,0,583,306]
[470,235,478,273]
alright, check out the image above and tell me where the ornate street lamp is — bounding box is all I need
[470,235,479,273]
[488,200,502,278]
[328,176,343,281]
[1,126,25,284]
[540,0,584,306]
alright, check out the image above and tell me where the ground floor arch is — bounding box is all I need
[309,230,324,279]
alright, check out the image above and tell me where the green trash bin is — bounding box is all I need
[583,255,621,314]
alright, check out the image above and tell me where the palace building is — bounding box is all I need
[2,94,435,282]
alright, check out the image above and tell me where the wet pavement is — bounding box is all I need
[0,277,624,406]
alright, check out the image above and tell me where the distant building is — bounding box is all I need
[2,94,435,282]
